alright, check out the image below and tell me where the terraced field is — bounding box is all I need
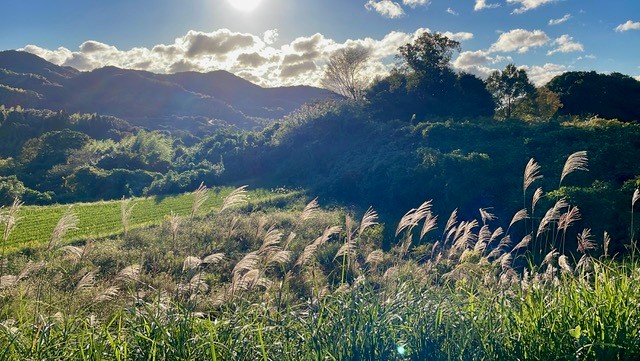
[2,187,298,252]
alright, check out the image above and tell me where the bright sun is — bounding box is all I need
[227,0,263,12]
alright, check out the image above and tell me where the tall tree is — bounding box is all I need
[397,32,461,76]
[486,64,535,119]
[321,47,371,101]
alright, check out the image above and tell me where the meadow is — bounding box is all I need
[1,187,299,253]
[0,154,639,360]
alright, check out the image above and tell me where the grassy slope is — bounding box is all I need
[3,187,299,252]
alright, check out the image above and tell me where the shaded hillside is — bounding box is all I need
[0,50,335,130]
[157,71,336,119]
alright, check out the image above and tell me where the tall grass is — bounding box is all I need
[1,159,639,360]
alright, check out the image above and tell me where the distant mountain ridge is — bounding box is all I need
[0,50,336,129]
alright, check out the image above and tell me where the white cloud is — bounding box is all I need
[365,0,405,18]
[182,29,259,58]
[446,7,458,15]
[615,20,640,32]
[547,35,584,55]
[263,29,279,45]
[452,50,512,78]
[489,29,550,53]
[507,0,556,14]
[520,63,568,85]
[634,75,640,81]
[474,0,499,11]
[20,27,438,87]
[577,54,596,60]
[441,32,474,41]
[549,14,571,26]
[403,0,430,8]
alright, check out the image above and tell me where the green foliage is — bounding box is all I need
[547,71,640,122]
[486,63,536,119]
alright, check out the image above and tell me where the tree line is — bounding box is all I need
[322,32,640,123]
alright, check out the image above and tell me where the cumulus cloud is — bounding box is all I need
[452,50,512,77]
[549,14,571,26]
[547,35,584,55]
[442,32,474,41]
[18,27,476,87]
[634,75,640,82]
[474,0,499,11]
[615,20,640,32]
[402,0,430,8]
[507,0,557,14]
[446,7,458,15]
[182,29,258,58]
[489,29,550,53]
[520,63,568,85]
[263,29,279,45]
[236,52,269,67]
[365,0,405,18]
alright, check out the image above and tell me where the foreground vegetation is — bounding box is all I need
[1,155,639,360]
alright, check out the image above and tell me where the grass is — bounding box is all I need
[1,155,639,360]
[1,187,299,253]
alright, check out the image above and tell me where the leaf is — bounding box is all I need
[569,325,582,340]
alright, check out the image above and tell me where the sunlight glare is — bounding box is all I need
[227,0,263,12]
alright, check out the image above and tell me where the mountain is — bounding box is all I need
[0,50,336,130]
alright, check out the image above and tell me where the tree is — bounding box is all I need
[397,32,461,76]
[486,64,535,119]
[321,47,371,101]
[547,71,640,122]
[512,87,563,121]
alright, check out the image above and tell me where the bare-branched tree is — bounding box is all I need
[321,47,371,101]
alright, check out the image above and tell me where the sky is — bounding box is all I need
[1,0,638,87]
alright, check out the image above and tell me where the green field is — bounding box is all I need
[2,187,298,252]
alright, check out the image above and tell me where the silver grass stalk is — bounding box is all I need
[220,185,248,213]
[120,196,135,237]
[202,253,224,264]
[365,250,384,265]
[191,182,208,219]
[419,212,438,240]
[532,187,544,214]
[169,212,181,246]
[116,264,141,282]
[182,256,202,271]
[490,227,504,244]
[499,253,513,272]
[558,206,581,232]
[283,232,296,250]
[512,234,531,253]
[2,198,22,244]
[479,208,497,225]
[75,270,97,291]
[48,207,78,251]
[443,208,458,239]
[558,255,573,274]
[359,207,379,237]
[537,198,568,237]
[603,231,611,258]
[300,198,319,222]
[93,286,119,303]
[633,189,640,208]
[524,158,543,193]
[259,226,283,255]
[577,228,595,254]
[560,151,588,186]
[508,209,529,230]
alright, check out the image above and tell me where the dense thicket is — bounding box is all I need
[547,71,640,122]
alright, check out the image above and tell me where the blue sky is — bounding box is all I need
[1,0,638,86]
